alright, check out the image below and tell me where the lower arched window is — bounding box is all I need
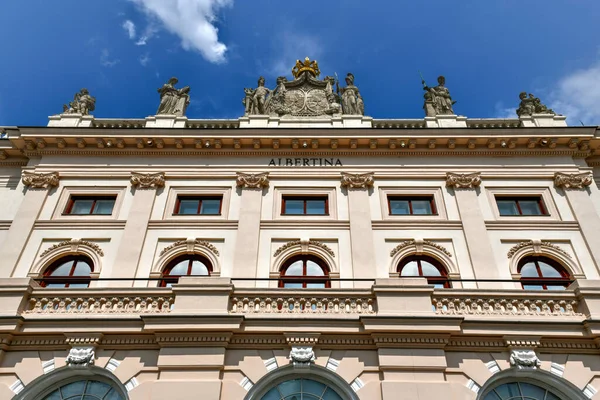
[518,256,571,290]
[279,255,330,288]
[160,254,212,287]
[398,255,450,288]
[482,381,562,400]
[41,255,93,288]
[261,378,343,399]
[41,379,125,400]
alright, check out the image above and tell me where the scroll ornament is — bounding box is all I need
[340,172,374,189]
[130,172,165,189]
[554,172,592,189]
[445,172,481,188]
[236,172,269,189]
[22,172,59,189]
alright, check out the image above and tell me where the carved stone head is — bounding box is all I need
[519,91,527,100]
[168,77,178,85]
[437,75,446,85]
[345,73,354,85]
[258,76,265,86]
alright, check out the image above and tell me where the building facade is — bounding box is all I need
[0,63,600,399]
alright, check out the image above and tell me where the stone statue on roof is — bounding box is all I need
[62,88,96,115]
[422,75,456,116]
[243,76,271,116]
[516,92,555,117]
[338,73,363,115]
[156,77,190,117]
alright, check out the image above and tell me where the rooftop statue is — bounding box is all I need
[62,88,96,115]
[337,73,364,115]
[516,92,555,117]
[422,75,456,116]
[243,76,271,116]
[156,77,190,117]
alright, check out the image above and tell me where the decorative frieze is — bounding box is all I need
[509,349,541,370]
[26,294,173,314]
[273,239,335,258]
[159,238,220,257]
[40,238,104,258]
[340,172,374,189]
[66,347,95,367]
[554,172,593,189]
[445,172,481,188]
[236,172,269,188]
[389,239,452,258]
[21,171,59,188]
[506,240,571,259]
[130,172,165,188]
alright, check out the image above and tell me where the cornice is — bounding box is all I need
[154,332,232,347]
[485,221,580,231]
[372,220,462,230]
[147,220,239,230]
[260,220,350,230]
[34,220,127,230]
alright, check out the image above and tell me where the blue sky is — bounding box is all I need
[1,0,599,126]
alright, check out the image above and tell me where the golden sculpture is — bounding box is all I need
[292,57,320,78]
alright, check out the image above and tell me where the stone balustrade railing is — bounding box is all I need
[432,289,583,317]
[229,290,376,315]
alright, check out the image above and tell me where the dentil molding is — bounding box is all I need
[130,172,165,188]
[554,172,593,189]
[340,172,374,189]
[236,172,269,189]
[445,172,482,188]
[21,171,59,188]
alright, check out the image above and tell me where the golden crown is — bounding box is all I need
[292,57,320,78]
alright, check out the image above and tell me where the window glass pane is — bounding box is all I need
[50,260,75,276]
[306,282,326,288]
[306,199,326,215]
[420,260,441,276]
[400,261,419,276]
[432,283,445,289]
[302,379,326,396]
[546,285,567,291]
[283,282,303,288]
[177,199,200,214]
[411,200,433,215]
[538,261,562,278]
[84,381,112,397]
[497,200,519,216]
[519,383,548,399]
[545,391,561,400]
[482,391,502,400]
[190,260,209,275]
[73,260,92,276]
[60,381,86,397]
[519,200,543,215]
[284,199,304,214]
[494,382,521,398]
[92,199,115,215]
[522,284,544,290]
[71,199,94,214]
[278,379,301,396]
[322,388,343,400]
[261,388,282,400]
[42,390,62,400]
[68,283,90,288]
[45,283,68,288]
[285,260,304,276]
[520,263,540,277]
[104,388,125,400]
[389,199,410,215]
[169,260,189,275]
[306,261,325,276]
[200,199,221,215]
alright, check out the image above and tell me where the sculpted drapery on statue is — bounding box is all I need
[516,92,555,117]
[243,76,271,116]
[338,73,364,115]
[422,75,455,116]
[62,88,96,115]
[156,77,190,117]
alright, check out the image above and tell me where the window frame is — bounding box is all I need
[64,195,117,216]
[160,254,213,287]
[397,255,450,288]
[387,195,437,216]
[518,256,571,290]
[281,195,329,216]
[41,255,94,288]
[52,187,125,220]
[173,195,223,216]
[495,196,548,217]
[279,255,331,288]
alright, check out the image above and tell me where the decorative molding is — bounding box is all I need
[554,172,593,189]
[236,172,269,189]
[289,346,315,367]
[389,239,452,258]
[340,172,374,189]
[39,238,104,258]
[130,172,165,188]
[273,239,335,258]
[506,240,572,259]
[155,333,232,346]
[21,171,59,188]
[230,295,375,315]
[445,172,482,188]
[159,238,220,257]
[26,294,173,314]
[509,349,541,370]
[66,347,95,367]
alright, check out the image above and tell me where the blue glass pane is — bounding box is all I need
[389,199,410,215]
[178,199,200,214]
[519,200,542,215]
[71,199,94,214]
[306,261,325,276]
[284,200,304,215]
[50,260,75,277]
[103,388,125,400]
[200,199,221,215]
[306,200,326,215]
[285,261,303,276]
[73,261,92,276]
[538,262,562,277]
[483,391,502,400]
[546,285,567,291]
[84,381,111,397]
[497,200,519,216]
[278,379,301,396]
[523,284,544,290]
[494,382,521,398]
[283,282,303,288]
[411,200,433,215]
[303,379,326,396]
[520,263,539,277]
[60,380,86,397]
[420,261,441,276]
[92,199,115,215]
[520,383,547,399]
[190,260,209,275]
[400,261,419,276]
[545,392,561,400]
[169,260,189,275]
[322,387,344,400]
[306,282,326,288]
[261,387,282,400]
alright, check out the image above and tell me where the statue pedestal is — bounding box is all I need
[424,115,467,128]
[145,115,188,128]
[47,114,94,128]
[519,114,567,127]
[239,115,373,128]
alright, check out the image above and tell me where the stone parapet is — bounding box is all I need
[519,113,568,127]
[238,115,373,128]
[47,113,94,127]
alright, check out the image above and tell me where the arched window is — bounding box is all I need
[279,255,330,288]
[160,254,212,287]
[41,379,125,400]
[261,378,343,399]
[398,255,450,288]
[518,256,571,290]
[481,381,562,400]
[41,255,93,288]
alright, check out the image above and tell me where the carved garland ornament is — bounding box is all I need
[236,172,269,188]
[159,238,220,257]
[40,239,104,258]
[389,239,452,258]
[506,240,572,259]
[22,171,59,188]
[554,172,593,189]
[340,172,374,189]
[273,240,335,258]
[445,172,482,188]
[130,172,165,188]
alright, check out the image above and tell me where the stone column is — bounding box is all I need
[341,172,377,288]
[554,172,600,270]
[231,173,268,287]
[0,172,59,277]
[446,173,500,288]
[110,173,164,287]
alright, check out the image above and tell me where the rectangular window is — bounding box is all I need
[388,196,437,215]
[65,196,116,215]
[282,196,328,215]
[174,196,222,215]
[495,196,548,216]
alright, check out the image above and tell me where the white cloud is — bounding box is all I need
[139,53,151,66]
[493,101,517,119]
[264,31,323,78]
[100,49,120,67]
[122,20,136,39]
[129,0,232,63]
[548,60,600,125]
